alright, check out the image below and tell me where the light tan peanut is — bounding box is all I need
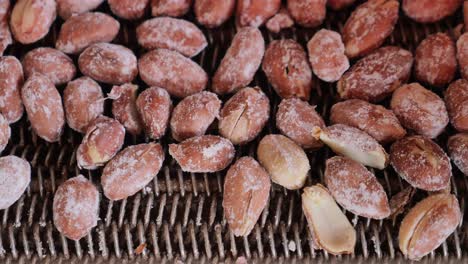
[194,0,235,28]
[151,0,192,17]
[110,84,143,135]
[169,135,235,172]
[137,17,207,57]
[0,0,11,56]
[391,83,449,138]
[262,39,312,100]
[63,77,104,133]
[138,49,208,98]
[78,43,138,85]
[109,0,149,20]
[330,99,406,144]
[10,0,56,44]
[0,156,30,209]
[308,29,349,82]
[415,33,457,87]
[403,0,462,23]
[343,0,399,58]
[102,143,165,200]
[390,136,451,191]
[447,133,468,176]
[0,56,24,123]
[257,134,309,190]
[457,32,468,80]
[22,72,64,142]
[56,12,120,54]
[170,91,221,141]
[76,116,125,170]
[276,98,324,149]
[223,157,271,236]
[302,184,356,255]
[53,175,99,241]
[265,7,294,33]
[287,0,326,27]
[22,47,76,85]
[445,79,468,132]
[313,124,389,169]
[237,0,280,27]
[325,156,390,219]
[219,87,270,145]
[56,0,103,19]
[136,87,172,139]
[399,194,461,260]
[328,0,356,10]
[338,46,413,102]
[212,27,265,95]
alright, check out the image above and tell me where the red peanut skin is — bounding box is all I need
[136,87,172,139]
[194,0,235,28]
[0,56,24,124]
[403,0,462,23]
[237,0,280,27]
[109,0,149,20]
[287,0,326,27]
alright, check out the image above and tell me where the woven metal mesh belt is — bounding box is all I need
[0,3,467,263]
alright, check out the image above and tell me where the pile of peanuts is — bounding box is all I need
[0,0,466,261]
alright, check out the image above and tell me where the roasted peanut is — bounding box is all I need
[138,49,208,98]
[343,0,399,58]
[307,29,349,82]
[391,83,449,138]
[287,0,326,28]
[390,136,451,191]
[110,84,143,135]
[10,0,56,44]
[403,0,462,23]
[223,157,271,236]
[219,87,270,145]
[399,193,461,260]
[109,0,149,20]
[389,187,415,217]
[56,0,103,19]
[102,143,165,200]
[276,98,325,149]
[22,47,76,85]
[22,73,64,142]
[325,156,390,219]
[0,0,11,56]
[136,17,207,58]
[447,133,468,175]
[257,134,309,190]
[63,77,104,133]
[330,99,406,144]
[0,114,9,153]
[56,12,120,54]
[76,116,125,170]
[457,32,468,80]
[53,175,99,241]
[151,0,192,17]
[136,87,172,139]
[194,0,235,28]
[212,27,265,95]
[445,79,468,132]
[338,46,413,102]
[170,91,221,141]
[262,39,312,100]
[0,56,24,123]
[169,135,235,173]
[78,43,138,85]
[236,0,280,27]
[313,124,389,169]
[0,156,30,209]
[415,33,457,87]
[302,184,356,255]
[265,7,294,33]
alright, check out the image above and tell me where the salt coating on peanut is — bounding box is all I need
[110,84,143,135]
[136,87,172,139]
[194,0,235,28]
[236,0,280,27]
[0,156,30,210]
[56,0,104,19]
[151,0,192,17]
[308,29,349,82]
[447,133,468,176]
[444,79,468,132]
[0,56,24,124]
[109,0,149,20]
[287,0,326,28]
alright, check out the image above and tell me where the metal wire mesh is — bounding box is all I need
[0,2,466,263]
